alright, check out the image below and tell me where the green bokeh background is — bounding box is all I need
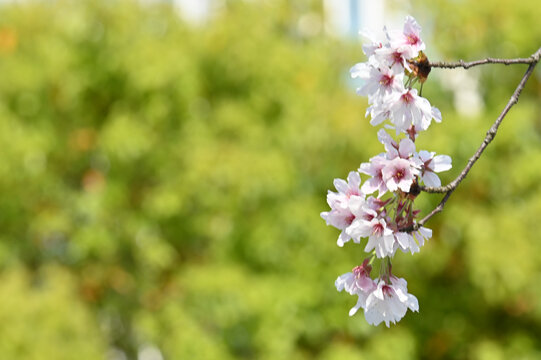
[0,1,540,359]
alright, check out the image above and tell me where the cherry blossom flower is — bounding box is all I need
[320,172,365,247]
[376,128,397,152]
[394,232,420,254]
[359,154,389,196]
[350,62,404,101]
[431,106,442,123]
[366,91,441,135]
[381,157,419,192]
[361,135,421,196]
[365,196,390,213]
[347,215,395,258]
[365,98,392,127]
[374,45,412,73]
[377,129,420,162]
[359,31,383,58]
[386,88,438,134]
[364,276,419,327]
[418,150,452,187]
[388,16,425,59]
[336,260,374,294]
[413,226,432,247]
[336,260,377,316]
[386,137,417,160]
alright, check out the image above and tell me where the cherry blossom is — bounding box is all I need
[334,258,376,316]
[388,16,426,59]
[376,128,397,152]
[347,215,395,258]
[336,260,377,316]
[364,276,419,327]
[413,226,432,247]
[365,196,390,213]
[320,172,364,247]
[394,231,420,254]
[359,31,383,58]
[350,62,404,101]
[365,98,392,127]
[359,154,389,196]
[386,136,417,160]
[359,129,422,197]
[374,45,412,73]
[418,150,453,187]
[386,88,438,134]
[381,157,418,192]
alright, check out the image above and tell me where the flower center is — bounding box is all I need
[353,265,369,278]
[406,34,420,45]
[401,91,414,104]
[380,74,393,87]
[382,284,394,298]
[392,51,403,65]
[373,222,384,236]
[347,189,360,197]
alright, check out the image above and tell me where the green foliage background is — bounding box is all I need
[0,0,540,359]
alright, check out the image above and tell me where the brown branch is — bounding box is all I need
[428,54,540,69]
[403,47,541,232]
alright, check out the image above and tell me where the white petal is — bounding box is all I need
[363,232,377,252]
[403,16,422,38]
[432,155,452,172]
[370,111,387,126]
[347,219,372,241]
[348,196,365,214]
[406,294,419,312]
[422,171,441,187]
[349,296,366,316]
[361,178,379,195]
[383,233,396,254]
[350,62,369,79]
[333,178,348,194]
[394,232,410,248]
[336,272,357,294]
[397,177,413,192]
[418,226,432,239]
[414,226,432,247]
[377,128,395,149]
[335,273,350,292]
[393,276,408,289]
[388,297,407,319]
[393,287,411,303]
[337,231,350,247]
[347,171,362,189]
[398,138,416,158]
[418,150,433,162]
[358,160,374,176]
[365,308,384,326]
[373,283,385,300]
[432,106,442,123]
[320,211,330,224]
[385,179,398,192]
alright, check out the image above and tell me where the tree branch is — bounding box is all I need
[404,47,541,232]
[428,52,541,69]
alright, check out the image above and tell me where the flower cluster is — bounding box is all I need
[321,16,452,327]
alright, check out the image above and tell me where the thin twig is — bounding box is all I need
[402,47,541,232]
